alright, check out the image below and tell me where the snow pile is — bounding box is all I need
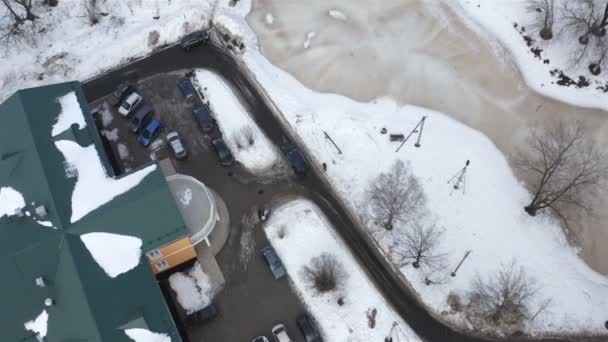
[446,0,608,111]
[265,199,420,342]
[102,128,119,142]
[328,9,348,21]
[54,140,155,223]
[0,187,25,218]
[213,7,608,335]
[168,262,214,315]
[51,92,87,137]
[303,31,316,49]
[24,309,48,341]
[193,70,281,174]
[124,328,171,342]
[36,220,54,229]
[80,232,142,278]
[179,188,193,206]
[264,13,274,25]
[0,0,214,102]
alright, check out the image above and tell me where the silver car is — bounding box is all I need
[118,91,143,116]
[272,324,292,342]
[166,131,187,159]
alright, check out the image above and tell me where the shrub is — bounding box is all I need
[300,253,347,293]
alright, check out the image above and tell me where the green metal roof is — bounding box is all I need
[0,82,187,342]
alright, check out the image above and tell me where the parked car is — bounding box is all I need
[283,143,308,175]
[128,105,153,133]
[118,91,143,117]
[180,30,209,51]
[192,104,215,132]
[261,246,287,279]
[138,119,161,146]
[272,324,293,342]
[252,337,269,342]
[296,314,323,342]
[185,303,218,326]
[210,138,234,166]
[110,81,134,107]
[177,78,196,98]
[166,131,187,159]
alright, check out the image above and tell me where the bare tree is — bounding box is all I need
[2,0,37,23]
[588,35,608,74]
[393,221,445,271]
[562,0,597,45]
[528,0,555,40]
[516,119,607,224]
[300,253,348,293]
[367,160,427,231]
[0,0,38,45]
[471,262,537,326]
[83,0,99,26]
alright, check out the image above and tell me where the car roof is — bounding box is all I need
[194,105,211,115]
[125,91,139,102]
[133,105,152,118]
[146,120,161,129]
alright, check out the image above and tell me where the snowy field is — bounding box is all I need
[447,0,608,112]
[193,69,282,174]
[245,0,608,275]
[214,1,608,335]
[0,0,213,102]
[265,199,420,342]
[2,0,607,337]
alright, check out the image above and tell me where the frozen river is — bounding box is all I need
[247,0,608,274]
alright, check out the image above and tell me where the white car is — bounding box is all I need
[272,324,292,342]
[166,131,187,159]
[118,91,143,116]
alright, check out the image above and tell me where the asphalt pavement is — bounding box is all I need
[81,41,593,342]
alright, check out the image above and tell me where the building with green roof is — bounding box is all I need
[0,82,197,342]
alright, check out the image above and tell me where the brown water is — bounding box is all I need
[247,0,608,274]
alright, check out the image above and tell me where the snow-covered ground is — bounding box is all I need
[168,262,215,315]
[213,1,608,335]
[193,69,282,174]
[265,199,420,342]
[0,0,213,102]
[447,0,608,112]
[2,0,607,337]
[245,0,608,274]
[80,232,143,278]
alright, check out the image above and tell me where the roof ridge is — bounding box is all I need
[15,91,70,230]
[60,234,107,341]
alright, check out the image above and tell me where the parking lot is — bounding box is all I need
[88,71,313,342]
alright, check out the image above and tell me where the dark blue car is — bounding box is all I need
[192,105,214,132]
[261,246,287,279]
[177,78,196,98]
[284,143,308,175]
[138,119,161,146]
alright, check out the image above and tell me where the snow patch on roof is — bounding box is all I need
[54,139,156,223]
[168,262,213,314]
[36,220,55,229]
[81,232,142,278]
[0,186,25,218]
[124,328,171,342]
[51,92,87,137]
[24,309,48,341]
